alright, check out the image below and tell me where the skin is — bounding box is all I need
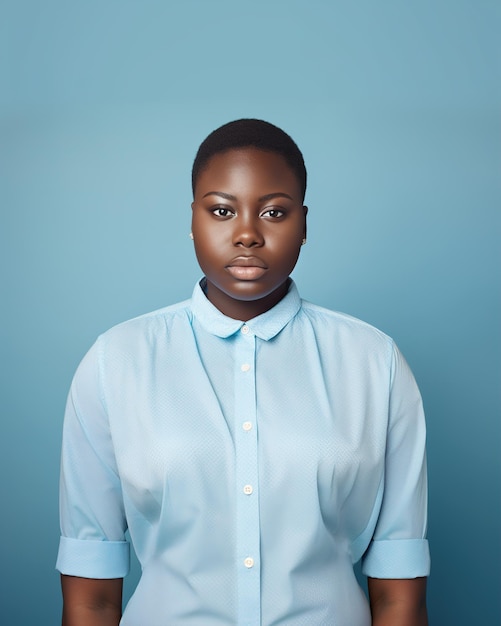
[60,146,428,624]
[191,148,307,320]
[368,577,428,625]
[60,576,122,625]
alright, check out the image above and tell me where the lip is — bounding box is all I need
[226,256,268,280]
[227,256,267,268]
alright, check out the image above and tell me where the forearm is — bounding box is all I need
[61,575,123,626]
[371,604,428,626]
[62,603,121,626]
[369,577,428,626]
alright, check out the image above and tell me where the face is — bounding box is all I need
[191,148,307,320]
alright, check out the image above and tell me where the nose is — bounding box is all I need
[232,215,264,248]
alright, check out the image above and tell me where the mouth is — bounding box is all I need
[226,256,268,280]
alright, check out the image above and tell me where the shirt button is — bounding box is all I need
[241,325,250,335]
[241,363,251,372]
[244,557,254,568]
[243,484,253,495]
[242,421,252,431]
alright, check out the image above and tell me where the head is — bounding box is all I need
[192,119,307,202]
[191,119,308,320]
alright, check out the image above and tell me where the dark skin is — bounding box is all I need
[191,147,308,320]
[60,147,427,625]
[60,576,122,626]
[369,578,428,625]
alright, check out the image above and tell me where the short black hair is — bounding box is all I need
[192,119,307,201]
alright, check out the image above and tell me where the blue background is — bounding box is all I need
[1,1,499,623]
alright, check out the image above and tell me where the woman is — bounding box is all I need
[57,119,430,625]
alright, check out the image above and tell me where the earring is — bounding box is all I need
[189,232,194,240]
[301,238,307,245]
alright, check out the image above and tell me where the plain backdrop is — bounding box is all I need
[1,1,500,624]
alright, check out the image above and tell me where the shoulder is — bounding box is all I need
[299,299,394,351]
[97,298,193,352]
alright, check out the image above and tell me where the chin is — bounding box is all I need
[224,279,287,302]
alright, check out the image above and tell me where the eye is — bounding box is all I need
[261,208,284,219]
[211,207,234,218]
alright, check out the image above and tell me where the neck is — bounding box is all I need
[204,280,290,321]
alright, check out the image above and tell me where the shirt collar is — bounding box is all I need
[191,278,302,341]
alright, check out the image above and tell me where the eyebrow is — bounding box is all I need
[202,191,294,202]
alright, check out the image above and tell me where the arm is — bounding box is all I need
[362,344,430,581]
[57,342,130,618]
[61,575,123,626]
[368,577,428,626]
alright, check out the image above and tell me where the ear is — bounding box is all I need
[303,205,308,239]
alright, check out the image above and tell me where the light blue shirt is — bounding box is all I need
[57,280,430,626]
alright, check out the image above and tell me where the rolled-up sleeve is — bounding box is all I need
[362,343,430,579]
[56,338,130,579]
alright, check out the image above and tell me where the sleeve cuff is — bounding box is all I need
[56,536,130,579]
[362,538,430,578]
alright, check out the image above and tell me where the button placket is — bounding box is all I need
[234,327,261,624]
